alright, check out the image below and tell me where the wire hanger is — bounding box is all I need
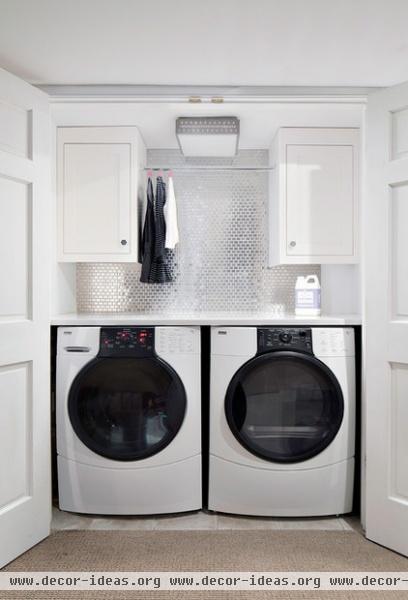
[146,168,174,178]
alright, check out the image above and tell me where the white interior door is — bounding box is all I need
[0,68,51,566]
[365,80,408,556]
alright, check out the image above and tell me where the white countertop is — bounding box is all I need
[51,312,362,326]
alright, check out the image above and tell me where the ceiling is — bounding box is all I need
[0,0,408,87]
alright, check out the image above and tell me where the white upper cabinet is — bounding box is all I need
[57,126,146,262]
[269,128,359,265]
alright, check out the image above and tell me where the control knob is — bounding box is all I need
[279,332,292,343]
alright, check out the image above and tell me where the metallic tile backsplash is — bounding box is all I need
[76,150,320,314]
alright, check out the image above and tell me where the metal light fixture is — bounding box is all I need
[176,117,240,157]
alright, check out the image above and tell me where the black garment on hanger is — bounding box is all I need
[149,176,172,283]
[140,177,155,283]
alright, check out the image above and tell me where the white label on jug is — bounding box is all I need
[296,289,321,308]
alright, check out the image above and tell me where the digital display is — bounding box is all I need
[99,327,154,356]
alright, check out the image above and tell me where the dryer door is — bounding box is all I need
[225,351,344,463]
[68,357,186,461]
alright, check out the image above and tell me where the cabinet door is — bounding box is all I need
[58,127,145,262]
[287,144,355,258]
[285,130,358,262]
[269,127,359,266]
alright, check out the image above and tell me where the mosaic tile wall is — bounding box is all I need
[76,150,320,314]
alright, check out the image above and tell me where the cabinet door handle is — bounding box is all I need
[289,241,296,248]
[121,239,128,246]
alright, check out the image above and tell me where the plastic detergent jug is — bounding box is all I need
[295,275,321,316]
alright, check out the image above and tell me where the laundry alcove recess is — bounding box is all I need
[54,105,361,317]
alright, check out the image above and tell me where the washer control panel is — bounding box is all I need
[257,328,313,355]
[312,328,355,357]
[155,327,200,355]
[98,327,154,357]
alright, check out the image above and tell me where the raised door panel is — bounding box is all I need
[391,106,408,160]
[391,182,408,319]
[0,100,32,159]
[63,143,130,255]
[286,144,355,259]
[0,176,31,320]
[0,362,32,511]
[390,364,408,502]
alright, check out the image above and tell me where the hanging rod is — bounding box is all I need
[143,166,275,172]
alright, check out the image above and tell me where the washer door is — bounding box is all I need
[225,351,344,463]
[68,357,186,461]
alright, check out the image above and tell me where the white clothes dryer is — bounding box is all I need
[57,326,201,515]
[209,327,355,517]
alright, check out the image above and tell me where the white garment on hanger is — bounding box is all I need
[164,175,179,249]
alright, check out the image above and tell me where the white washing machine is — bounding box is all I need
[209,327,355,517]
[57,325,201,515]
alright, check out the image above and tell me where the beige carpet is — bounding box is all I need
[2,530,408,599]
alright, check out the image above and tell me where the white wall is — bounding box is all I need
[321,265,361,315]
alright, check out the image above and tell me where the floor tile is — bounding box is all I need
[269,517,345,530]
[52,506,359,532]
[216,513,345,530]
[216,514,277,530]
[153,511,218,530]
[51,507,94,531]
[343,515,364,532]
[88,517,155,531]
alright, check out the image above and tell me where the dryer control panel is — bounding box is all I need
[257,328,313,355]
[98,327,154,357]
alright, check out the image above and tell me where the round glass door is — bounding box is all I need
[225,351,344,463]
[68,357,186,461]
